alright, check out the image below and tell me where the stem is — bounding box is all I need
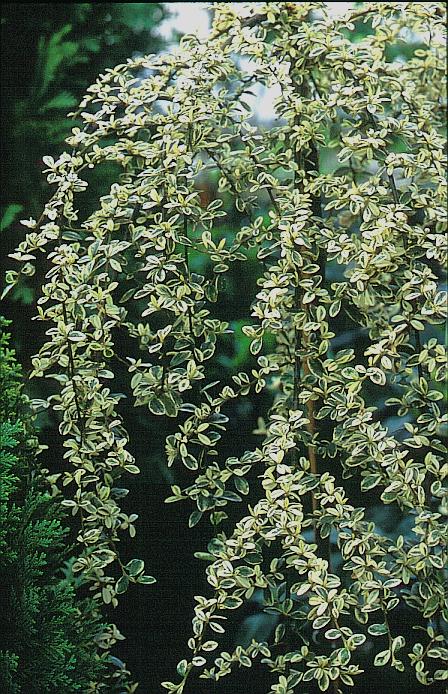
[414,327,423,380]
[291,77,329,565]
[183,215,195,337]
[292,282,301,417]
[61,301,84,441]
[291,107,302,435]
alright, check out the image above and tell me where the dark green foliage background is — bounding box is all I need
[1,4,445,692]
[0,319,107,692]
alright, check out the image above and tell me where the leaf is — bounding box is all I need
[37,24,79,97]
[183,454,198,470]
[318,671,330,691]
[1,204,24,231]
[159,392,178,417]
[368,368,386,386]
[124,464,140,474]
[368,623,388,636]
[349,633,366,646]
[220,491,242,502]
[361,474,382,491]
[115,575,129,594]
[138,575,156,585]
[68,331,86,342]
[40,91,77,112]
[194,552,215,561]
[188,510,203,528]
[234,476,249,495]
[250,338,262,355]
[201,640,218,652]
[125,558,144,576]
[176,660,188,677]
[339,648,351,665]
[313,615,331,629]
[223,596,242,609]
[374,649,391,667]
[149,397,166,415]
[192,656,206,667]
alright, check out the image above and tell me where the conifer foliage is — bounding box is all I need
[0,320,135,693]
[4,2,447,692]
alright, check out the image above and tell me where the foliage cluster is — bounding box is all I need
[0,318,138,693]
[4,2,447,692]
[1,3,167,309]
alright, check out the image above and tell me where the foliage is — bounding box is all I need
[1,2,167,205]
[4,2,447,692]
[0,318,136,693]
[1,3,167,313]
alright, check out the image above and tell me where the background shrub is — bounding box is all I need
[0,318,138,692]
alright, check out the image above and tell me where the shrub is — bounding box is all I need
[0,318,133,692]
[4,2,447,692]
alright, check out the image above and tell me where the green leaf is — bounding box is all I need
[339,648,351,665]
[126,558,145,577]
[138,575,156,585]
[40,91,77,112]
[193,552,215,562]
[374,649,391,667]
[183,454,198,470]
[368,623,388,636]
[188,510,203,528]
[361,474,382,491]
[234,476,249,495]
[1,204,23,231]
[318,671,330,691]
[115,575,129,594]
[149,397,166,415]
[223,596,243,609]
[176,659,188,677]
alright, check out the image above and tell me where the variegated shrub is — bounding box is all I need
[4,2,447,692]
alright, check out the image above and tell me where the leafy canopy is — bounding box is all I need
[4,2,447,693]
